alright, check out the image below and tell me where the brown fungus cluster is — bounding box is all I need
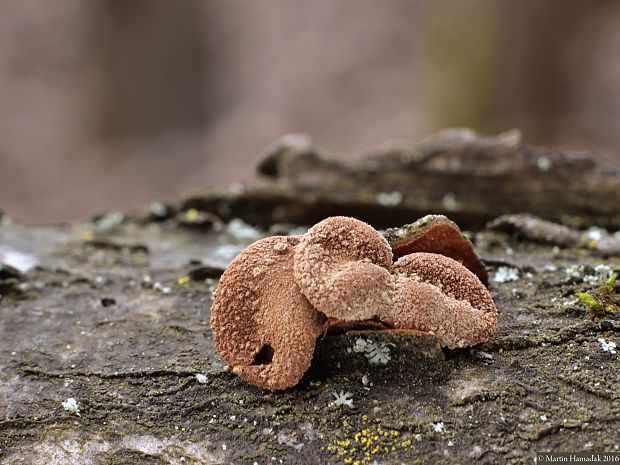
[211,216,498,390]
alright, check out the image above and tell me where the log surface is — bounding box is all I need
[2,132,620,464]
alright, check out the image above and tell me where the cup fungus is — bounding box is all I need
[210,236,325,390]
[390,252,497,348]
[293,216,394,321]
[210,215,498,390]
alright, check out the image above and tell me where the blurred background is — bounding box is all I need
[1,0,620,224]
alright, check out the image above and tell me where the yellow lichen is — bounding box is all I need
[325,415,417,464]
[80,230,94,241]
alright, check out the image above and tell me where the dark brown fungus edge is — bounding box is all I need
[383,214,489,286]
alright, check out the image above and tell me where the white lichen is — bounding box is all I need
[211,244,245,267]
[492,266,520,283]
[225,219,262,241]
[149,201,169,217]
[565,264,584,280]
[287,226,310,236]
[376,191,403,207]
[330,390,354,409]
[536,156,552,172]
[441,192,460,212]
[153,282,171,294]
[94,212,124,232]
[62,397,80,416]
[0,245,39,272]
[279,133,312,149]
[585,228,604,242]
[353,338,392,366]
[276,432,304,451]
[566,264,614,285]
[584,264,614,285]
[432,422,445,433]
[195,373,208,384]
[598,337,617,354]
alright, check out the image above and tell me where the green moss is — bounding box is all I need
[576,274,619,319]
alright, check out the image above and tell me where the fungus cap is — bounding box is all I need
[389,252,497,348]
[211,236,324,390]
[293,216,393,321]
[383,215,488,286]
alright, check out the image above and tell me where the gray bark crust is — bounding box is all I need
[1,131,620,464]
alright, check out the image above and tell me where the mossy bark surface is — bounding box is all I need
[2,130,620,464]
[2,212,619,465]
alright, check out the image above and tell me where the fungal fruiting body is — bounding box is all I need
[210,216,498,390]
[391,253,497,348]
[294,217,496,348]
[293,216,393,321]
[210,236,324,390]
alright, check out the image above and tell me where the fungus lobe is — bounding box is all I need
[390,252,497,348]
[211,235,324,390]
[293,216,393,321]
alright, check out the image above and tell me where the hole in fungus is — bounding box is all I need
[252,344,275,365]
